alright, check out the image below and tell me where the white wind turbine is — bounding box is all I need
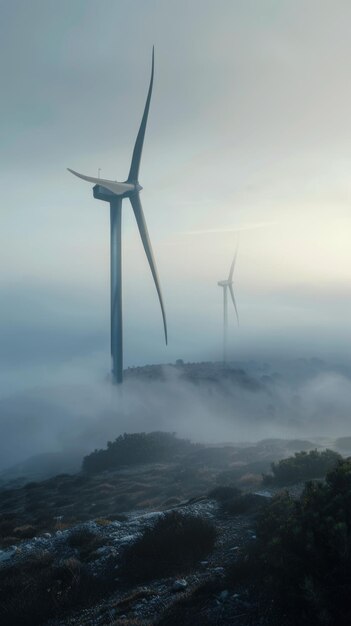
[67,48,167,384]
[218,249,239,362]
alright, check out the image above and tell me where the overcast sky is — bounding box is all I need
[1,0,351,396]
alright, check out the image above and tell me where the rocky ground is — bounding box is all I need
[50,500,257,625]
[1,496,263,626]
[1,436,347,626]
[0,437,321,545]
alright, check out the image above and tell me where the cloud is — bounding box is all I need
[1,357,351,471]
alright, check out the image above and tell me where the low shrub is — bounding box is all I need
[237,472,262,488]
[0,550,114,626]
[120,511,216,582]
[13,524,37,539]
[95,517,112,527]
[228,458,351,625]
[223,493,266,515]
[82,432,195,473]
[208,485,241,502]
[215,467,244,485]
[1,536,19,548]
[67,527,105,561]
[263,449,341,485]
[209,485,266,515]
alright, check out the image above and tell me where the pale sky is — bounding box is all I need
[1,0,351,395]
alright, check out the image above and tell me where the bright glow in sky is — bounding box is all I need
[1,0,351,394]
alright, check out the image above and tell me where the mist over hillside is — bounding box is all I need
[1,358,350,474]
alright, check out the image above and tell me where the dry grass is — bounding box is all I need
[237,473,262,488]
[0,549,115,626]
[94,517,112,526]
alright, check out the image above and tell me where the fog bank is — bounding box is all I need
[0,358,350,471]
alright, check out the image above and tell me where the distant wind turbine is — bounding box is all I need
[68,48,167,384]
[218,249,239,363]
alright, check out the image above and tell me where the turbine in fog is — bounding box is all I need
[68,48,167,384]
[218,249,239,362]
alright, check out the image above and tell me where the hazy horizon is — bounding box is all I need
[1,1,351,465]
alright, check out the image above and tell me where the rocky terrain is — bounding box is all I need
[0,436,321,542]
[1,499,258,625]
[0,435,350,625]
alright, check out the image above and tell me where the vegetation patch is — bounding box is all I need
[120,511,216,582]
[208,485,241,502]
[228,458,351,625]
[12,524,37,539]
[209,485,266,515]
[82,432,196,473]
[67,527,106,561]
[223,492,266,515]
[263,449,341,485]
[0,551,113,626]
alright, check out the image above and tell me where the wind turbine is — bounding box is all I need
[218,249,239,363]
[68,48,167,384]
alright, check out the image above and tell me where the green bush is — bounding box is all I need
[208,485,241,502]
[82,432,195,473]
[0,552,112,626]
[209,485,265,515]
[223,493,266,515]
[120,511,216,582]
[263,449,341,485]
[231,458,351,625]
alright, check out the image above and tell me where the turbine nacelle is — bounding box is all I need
[67,168,139,198]
[218,280,232,287]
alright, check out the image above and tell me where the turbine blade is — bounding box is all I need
[228,246,238,282]
[67,168,133,196]
[127,47,154,183]
[67,168,105,185]
[130,192,168,344]
[228,284,239,326]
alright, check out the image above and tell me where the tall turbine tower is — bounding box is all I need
[218,250,239,363]
[68,48,167,383]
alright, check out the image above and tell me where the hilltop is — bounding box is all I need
[1,434,351,624]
